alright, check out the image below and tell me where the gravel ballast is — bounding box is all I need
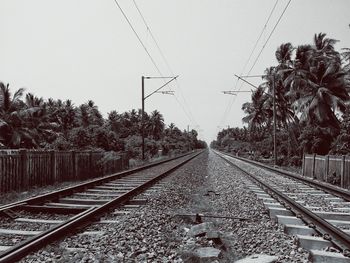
[223,154,342,213]
[18,150,310,262]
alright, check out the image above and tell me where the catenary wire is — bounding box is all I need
[240,0,279,75]
[247,0,292,74]
[218,0,291,131]
[218,0,280,128]
[132,0,173,75]
[113,0,197,127]
[132,0,200,127]
[112,0,163,77]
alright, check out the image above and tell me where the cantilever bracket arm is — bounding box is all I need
[234,74,259,89]
[144,75,179,100]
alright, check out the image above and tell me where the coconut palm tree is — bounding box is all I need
[149,110,164,140]
[23,93,54,146]
[87,100,103,126]
[0,82,24,113]
[275,42,294,69]
[108,110,121,133]
[313,33,340,62]
[0,83,37,148]
[242,86,269,133]
[283,34,349,131]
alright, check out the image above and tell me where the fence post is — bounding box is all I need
[346,156,350,189]
[89,151,93,178]
[341,155,346,188]
[123,153,129,169]
[49,150,56,184]
[311,153,316,179]
[120,154,124,171]
[324,155,329,182]
[301,153,305,176]
[19,149,28,191]
[71,150,76,180]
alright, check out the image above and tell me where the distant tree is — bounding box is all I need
[0,81,202,158]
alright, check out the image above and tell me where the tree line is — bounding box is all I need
[0,83,206,159]
[212,33,350,166]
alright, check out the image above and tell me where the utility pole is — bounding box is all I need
[272,74,277,166]
[141,76,145,160]
[141,75,178,160]
[226,74,277,166]
[187,125,190,152]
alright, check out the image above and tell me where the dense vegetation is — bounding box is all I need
[0,83,206,159]
[212,33,350,166]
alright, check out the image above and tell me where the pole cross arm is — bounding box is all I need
[234,74,272,96]
[144,75,179,100]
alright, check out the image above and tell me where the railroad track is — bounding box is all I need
[0,151,202,263]
[215,150,350,263]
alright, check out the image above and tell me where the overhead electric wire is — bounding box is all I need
[240,0,279,75]
[132,0,173,75]
[132,0,200,128]
[246,0,292,74]
[111,0,163,77]
[218,0,280,128]
[219,0,291,131]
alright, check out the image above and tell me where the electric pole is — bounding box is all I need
[227,74,277,166]
[141,75,178,160]
[187,125,190,152]
[141,76,145,160]
[272,74,277,166]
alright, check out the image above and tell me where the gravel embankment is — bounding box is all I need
[207,152,309,262]
[224,154,340,213]
[20,150,310,262]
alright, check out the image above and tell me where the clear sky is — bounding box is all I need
[1,0,349,144]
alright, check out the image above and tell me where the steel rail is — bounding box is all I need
[0,150,203,262]
[220,151,350,202]
[215,151,350,255]
[0,151,195,213]
[0,207,98,263]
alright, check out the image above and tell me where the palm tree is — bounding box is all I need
[79,104,90,127]
[0,82,24,113]
[283,34,349,131]
[87,100,103,126]
[275,43,294,69]
[149,110,164,140]
[24,93,53,146]
[108,110,121,133]
[313,33,340,62]
[242,86,269,135]
[342,48,350,90]
[0,83,37,148]
[164,123,176,136]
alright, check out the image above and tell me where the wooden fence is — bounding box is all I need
[302,154,350,189]
[0,150,129,193]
